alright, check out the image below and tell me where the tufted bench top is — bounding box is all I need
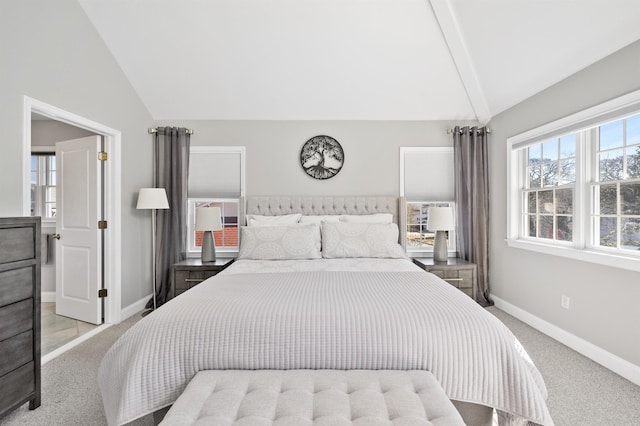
[160,370,465,426]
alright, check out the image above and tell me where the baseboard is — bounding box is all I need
[41,324,112,366]
[42,292,148,322]
[492,295,640,387]
[41,291,55,303]
[120,294,152,321]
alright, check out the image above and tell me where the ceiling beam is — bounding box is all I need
[429,0,492,124]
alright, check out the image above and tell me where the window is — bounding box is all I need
[406,201,456,253]
[30,153,56,220]
[400,147,456,255]
[507,89,640,271]
[187,199,239,253]
[592,114,640,251]
[187,146,245,256]
[523,135,576,242]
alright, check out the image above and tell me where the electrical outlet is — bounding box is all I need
[561,295,570,309]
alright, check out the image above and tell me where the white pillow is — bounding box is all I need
[239,223,321,260]
[298,215,341,224]
[321,222,407,259]
[246,213,301,226]
[339,213,393,223]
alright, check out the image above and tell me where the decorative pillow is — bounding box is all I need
[321,222,407,259]
[239,223,321,260]
[298,215,341,224]
[246,213,301,226]
[338,213,393,224]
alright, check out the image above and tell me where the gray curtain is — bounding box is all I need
[150,127,190,307]
[453,126,492,306]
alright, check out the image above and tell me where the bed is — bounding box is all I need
[99,196,553,426]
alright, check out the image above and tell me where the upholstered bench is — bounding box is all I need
[160,370,465,426]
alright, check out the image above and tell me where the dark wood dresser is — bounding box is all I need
[0,217,41,418]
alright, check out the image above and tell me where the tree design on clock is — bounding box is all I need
[300,135,344,180]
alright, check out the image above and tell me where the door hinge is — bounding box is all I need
[98,151,108,161]
[98,289,108,298]
[98,220,108,229]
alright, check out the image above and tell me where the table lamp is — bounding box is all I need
[195,206,222,262]
[427,206,454,262]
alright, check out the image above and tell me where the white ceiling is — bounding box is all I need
[78,0,640,122]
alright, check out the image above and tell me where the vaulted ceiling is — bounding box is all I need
[78,0,640,122]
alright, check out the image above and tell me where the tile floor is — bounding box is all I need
[41,302,99,356]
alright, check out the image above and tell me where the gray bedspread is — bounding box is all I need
[98,270,553,426]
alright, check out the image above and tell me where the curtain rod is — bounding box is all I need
[148,127,194,135]
[447,127,492,135]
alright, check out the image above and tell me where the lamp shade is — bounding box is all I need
[195,207,222,231]
[427,206,455,231]
[136,188,169,210]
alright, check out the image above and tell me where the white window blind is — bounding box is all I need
[401,147,454,201]
[188,147,244,198]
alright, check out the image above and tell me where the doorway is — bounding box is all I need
[23,97,122,334]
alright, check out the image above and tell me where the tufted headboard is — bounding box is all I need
[244,196,407,248]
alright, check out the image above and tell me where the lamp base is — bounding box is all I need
[433,230,448,262]
[202,230,217,262]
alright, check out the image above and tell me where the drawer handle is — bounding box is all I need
[443,278,464,282]
[184,278,203,283]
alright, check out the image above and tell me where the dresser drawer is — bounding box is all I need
[0,330,33,377]
[0,267,34,307]
[0,299,33,342]
[0,227,35,264]
[0,362,35,415]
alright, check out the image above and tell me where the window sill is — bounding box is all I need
[187,251,238,259]
[505,238,640,273]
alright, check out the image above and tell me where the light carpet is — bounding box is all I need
[0,307,638,425]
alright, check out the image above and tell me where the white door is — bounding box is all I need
[55,136,102,325]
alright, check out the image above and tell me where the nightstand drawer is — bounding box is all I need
[412,258,477,300]
[174,270,220,293]
[429,268,471,286]
[172,258,235,298]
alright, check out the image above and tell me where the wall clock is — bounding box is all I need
[300,135,344,180]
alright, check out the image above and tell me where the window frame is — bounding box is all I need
[405,200,457,256]
[400,146,456,257]
[30,149,57,222]
[517,133,581,246]
[507,89,640,272]
[589,122,640,253]
[186,146,245,258]
[187,198,240,256]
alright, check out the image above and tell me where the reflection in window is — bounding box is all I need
[31,153,56,219]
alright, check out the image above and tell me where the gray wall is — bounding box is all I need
[488,40,640,367]
[31,118,97,147]
[155,120,475,196]
[0,0,155,308]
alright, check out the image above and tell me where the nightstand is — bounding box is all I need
[412,257,477,300]
[171,258,235,298]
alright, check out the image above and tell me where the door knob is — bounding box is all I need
[52,234,61,240]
